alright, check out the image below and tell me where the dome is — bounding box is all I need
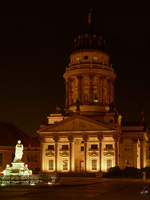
[0,122,39,146]
[73,10,106,52]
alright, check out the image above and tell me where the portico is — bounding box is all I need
[38,114,119,173]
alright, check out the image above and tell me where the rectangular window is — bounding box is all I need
[0,153,2,167]
[63,160,68,170]
[48,145,54,150]
[81,146,84,151]
[49,160,54,170]
[107,159,112,169]
[91,144,98,150]
[106,144,113,150]
[92,160,97,170]
[62,145,69,151]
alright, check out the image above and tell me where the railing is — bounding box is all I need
[66,63,113,72]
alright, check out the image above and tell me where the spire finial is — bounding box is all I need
[88,8,93,26]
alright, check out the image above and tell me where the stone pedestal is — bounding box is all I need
[3,161,32,176]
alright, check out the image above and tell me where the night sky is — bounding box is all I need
[0,2,150,135]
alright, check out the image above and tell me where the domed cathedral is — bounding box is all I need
[64,13,115,118]
[38,10,148,174]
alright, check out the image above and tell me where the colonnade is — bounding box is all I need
[43,135,120,172]
[65,75,114,107]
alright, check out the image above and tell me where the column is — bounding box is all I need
[68,136,73,172]
[114,136,119,166]
[103,78,107,105]
[140,138,144,169]
[98,136,103,171]
[41,140,44,171]
[89,75,94,103]
[83,136,88,172]
[98,77,103,103]
[132,138,138,168]
[54,137,58,172]
[77,76,82,103]
[110,80,114,104]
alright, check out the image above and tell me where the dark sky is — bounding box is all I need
[0,2,150,135]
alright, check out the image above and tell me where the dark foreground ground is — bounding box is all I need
[0,178,150,200]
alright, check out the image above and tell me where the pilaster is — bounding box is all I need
[139,138,144,169]
[114,136,119,166]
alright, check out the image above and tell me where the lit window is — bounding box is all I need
[48,145,54,150]
[93,94,98,103]
[106,144,113,150]
[93,56,98,61]
[81,146,84,151]
[62,145,69,151]
[49,160,54,170]
[107,159,112,169]
[63,160,68,170]
[91,144,98,150]
[92,160,97,170]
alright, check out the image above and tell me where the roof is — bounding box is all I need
[121,121,147,132]
[0,122,39,146]
[38,113,117,135]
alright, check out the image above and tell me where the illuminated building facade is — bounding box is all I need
[38,12,148,173]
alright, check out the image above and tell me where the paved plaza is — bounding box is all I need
[0,178,150,200]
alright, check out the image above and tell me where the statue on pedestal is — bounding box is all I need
[13,140,23,162]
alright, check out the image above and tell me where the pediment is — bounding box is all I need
[40,114,114,132]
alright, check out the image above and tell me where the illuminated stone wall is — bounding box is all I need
[40,133,119,173]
